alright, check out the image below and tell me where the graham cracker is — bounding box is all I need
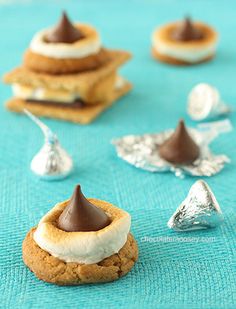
[5,80,132,124]
[3,50,131,102]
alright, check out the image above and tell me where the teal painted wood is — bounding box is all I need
[0,1,235,308]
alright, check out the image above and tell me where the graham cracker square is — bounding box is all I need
[3,50,131,103]
[5,80,132,124]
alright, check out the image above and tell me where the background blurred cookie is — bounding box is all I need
[151,17,218,65]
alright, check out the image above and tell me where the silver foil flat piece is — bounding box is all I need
[188,83,231,121]
[112,126,230,178]
[25,110,73,180]
[168,180,224,231]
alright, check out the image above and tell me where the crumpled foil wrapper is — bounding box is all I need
[112,125,230,178]
[25,110,73,180]
[168,180,224,231]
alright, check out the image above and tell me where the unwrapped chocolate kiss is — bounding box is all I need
[159,119,200,164]
[58,185,111,232]
[46,11,84,44]
[171,17,204,42]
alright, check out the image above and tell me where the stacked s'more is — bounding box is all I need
[3,12,132,124]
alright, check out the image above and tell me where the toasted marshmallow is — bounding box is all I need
[30,24,101,59]
[13,76,123,104]
[115,76,126,90]
[34,199,131,264]
[152,22,218,63]
[13,84,80,103]
[12,84,35,100]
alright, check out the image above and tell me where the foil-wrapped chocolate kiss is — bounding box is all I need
[188,83,231,121]
[24,109,73,180]
[168,180,224,231]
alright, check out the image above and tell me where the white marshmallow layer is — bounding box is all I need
[34,201,131,264]
[152,29,217,63]
[30,25,101,59]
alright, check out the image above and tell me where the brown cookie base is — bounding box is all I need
[5,81,132,124]
[152,47,214,66]
[24,48,110,75]
[22,228,138,285]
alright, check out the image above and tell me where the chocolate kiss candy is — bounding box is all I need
[172,17,203,41]
[188,83,231,121]
[159,119,200,164]
[168,180,224,231]
[46,11,84,43]
[58,185,111,232]
[25,109,73,180]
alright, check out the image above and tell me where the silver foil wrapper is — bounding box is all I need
[168,180,224,231]
[25,110,73,180]
[187,83,230,121]
[112,125,230,178]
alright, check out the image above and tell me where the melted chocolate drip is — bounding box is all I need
[159,119,200,164]
[46,11,84,44]
[171,17,204,42]
[57,185,111,232]
[26,98,85,108]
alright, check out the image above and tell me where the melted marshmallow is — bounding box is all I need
[33,201,131,264]
[13,84,79,103]
[30,25,101,59]
[152,31,217,63]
